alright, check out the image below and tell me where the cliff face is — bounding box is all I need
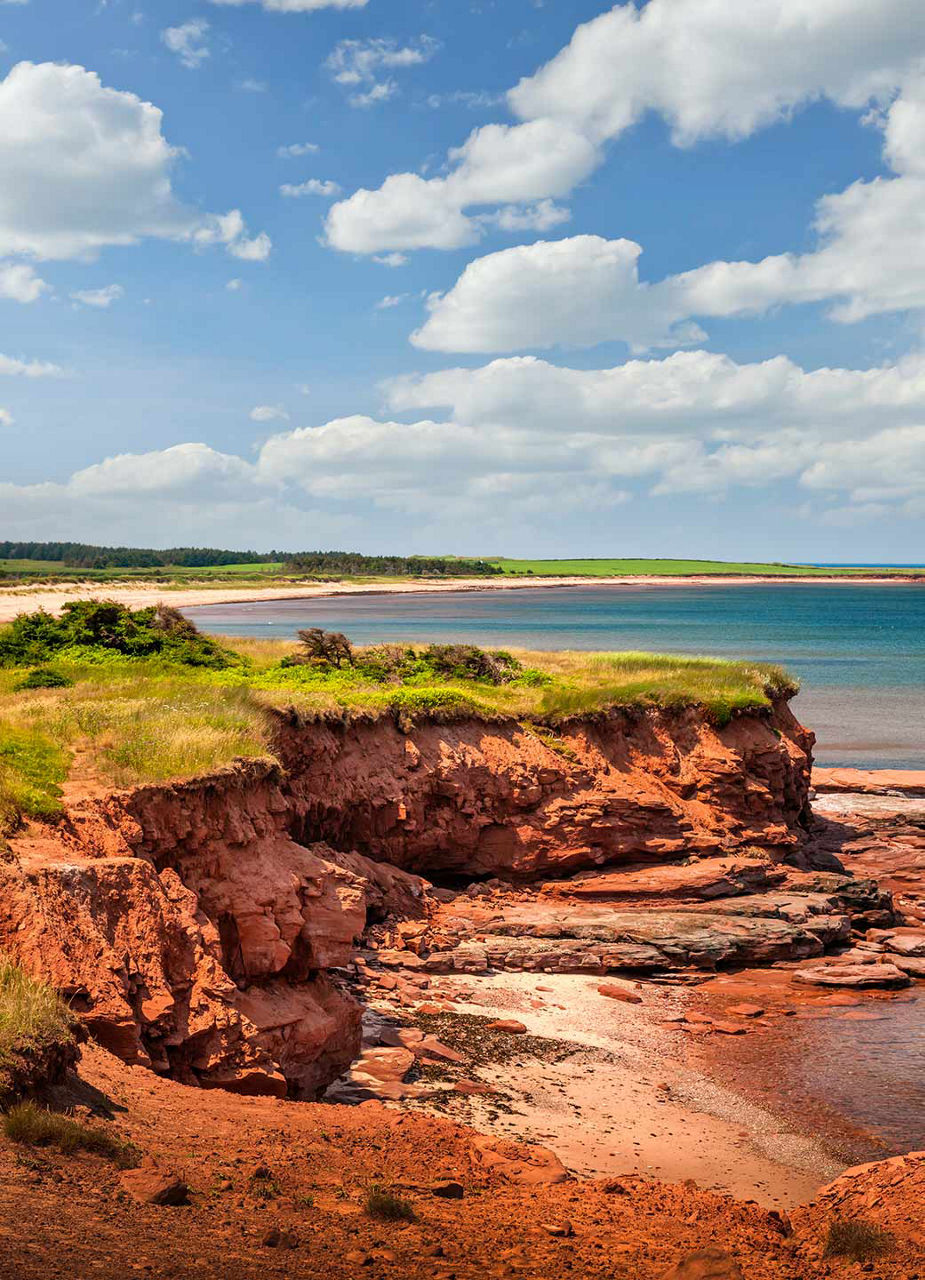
[278,697,813,878]
[0,700,813,1097]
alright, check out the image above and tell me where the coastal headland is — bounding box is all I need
[0,607,922,1277]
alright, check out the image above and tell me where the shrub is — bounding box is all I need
[824,1217,893,1262]
[364,1184,416,1222]
[293,628,354,669]
[420,644,522,685]
[0,600,235,669]
[2,1102,137,1166]
[13,668,73,691]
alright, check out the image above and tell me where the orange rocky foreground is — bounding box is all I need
[1,701,924,1277]
[0,1042,922,1280]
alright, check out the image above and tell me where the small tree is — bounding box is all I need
[296,628,354,668]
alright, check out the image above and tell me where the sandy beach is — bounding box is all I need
[409,972,842,1208]
[0,572,919,625]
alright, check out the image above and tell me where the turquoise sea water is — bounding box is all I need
[186,583,925,769]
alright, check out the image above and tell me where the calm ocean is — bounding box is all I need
[186,583,925,770]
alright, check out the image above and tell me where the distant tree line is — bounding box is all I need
[0,542,278,569]
[284,552,501,577]
[0,541,502,576]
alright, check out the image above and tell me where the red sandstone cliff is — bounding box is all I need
[0,699,814,1097]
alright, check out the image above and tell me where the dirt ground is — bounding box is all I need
[0,1044,922,1280]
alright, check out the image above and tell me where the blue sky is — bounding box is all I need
[0,0,923,558]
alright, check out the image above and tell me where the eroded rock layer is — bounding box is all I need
[0,700,814,1096]
[277,698,814,877]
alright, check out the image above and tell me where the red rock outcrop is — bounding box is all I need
[0,699,813,1097]
[277,697,813,879]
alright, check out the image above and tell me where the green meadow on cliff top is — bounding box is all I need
[0,601,797,832]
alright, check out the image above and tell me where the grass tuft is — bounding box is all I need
[364,1184,417,1222]
[2,1101,138,1166]
[824,1217,894,1262]
[0,958,80,1097]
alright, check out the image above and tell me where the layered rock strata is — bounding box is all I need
[0,698,825,1096]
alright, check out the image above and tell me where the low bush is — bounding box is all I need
[0,601,236,669]
[2,1102,137,1166]
[13,668,73,691]
[364,1184,416,1222]
[824,1216,893,1262]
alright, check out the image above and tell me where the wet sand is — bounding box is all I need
[0,572,918,625]
[417,972,843,1208]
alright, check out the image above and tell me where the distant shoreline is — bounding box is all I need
[0,572,920,624]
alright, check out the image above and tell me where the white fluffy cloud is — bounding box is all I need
[387,350,925,441]
[162,20,211,70]
[411,236,696,353]
[509,0,924,146]
[0,262,48,303]
[326,119,599,252]
[3,349,923,546]
[326,0,925,254]
[0,62,269,264]
[414,76,925,353]
[0,409,13,428]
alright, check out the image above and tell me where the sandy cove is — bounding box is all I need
[0,572,920,624]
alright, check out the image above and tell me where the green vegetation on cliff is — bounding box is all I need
[0,602,798,831]
[0,959,80,1102]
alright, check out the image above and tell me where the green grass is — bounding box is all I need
[2,1101,138,1166]
[0,959,80,1099]
[490,557,923,577]
[0,611,798,830]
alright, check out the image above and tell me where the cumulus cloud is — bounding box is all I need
[412,236,690,353]
[3,349,923,546]
[326,0,925,254]
[326,118,598,252]
[0,62,269,264]
[280,178,342,198]
[414,79,925,353]
[70,283,124,309]
[0,262,48,303]
[162,20,210,69]
[386,351,925,442]
[0,409,13,428]
[326,35,439,107]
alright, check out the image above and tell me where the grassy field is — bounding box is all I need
[0,610,797,831]
[3,555,921,587]
[491,558,923,577]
